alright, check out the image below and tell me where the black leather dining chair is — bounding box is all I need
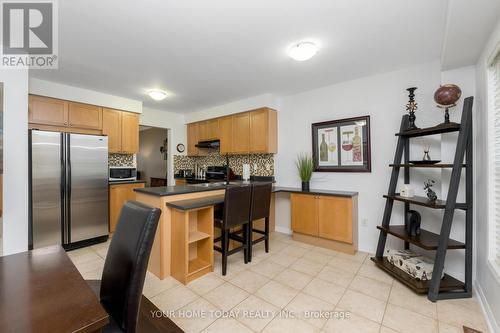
[213,186,252,275]
[247,183,273,262]
[86,201,161,333]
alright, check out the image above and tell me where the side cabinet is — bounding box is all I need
[318,196,354,244]
[109,182,145,232]
[291,193,318,236]
[291,193,358,253]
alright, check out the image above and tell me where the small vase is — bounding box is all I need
[301,181,310,191]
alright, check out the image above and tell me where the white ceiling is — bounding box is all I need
[30,0,499,113]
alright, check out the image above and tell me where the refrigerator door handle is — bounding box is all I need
[61,133,66,244]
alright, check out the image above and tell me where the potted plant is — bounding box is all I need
[296,153,314,191]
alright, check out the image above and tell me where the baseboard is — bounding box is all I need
[274,226,292,235]
[474,281,500,333]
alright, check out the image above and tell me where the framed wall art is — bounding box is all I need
[311,115,371,172]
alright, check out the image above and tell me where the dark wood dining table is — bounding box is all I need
[0,246,109,333]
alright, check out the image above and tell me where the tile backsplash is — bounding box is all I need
[174,150,274,177]
[108,153,136,167]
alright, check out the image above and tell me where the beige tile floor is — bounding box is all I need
[69,232,490,333]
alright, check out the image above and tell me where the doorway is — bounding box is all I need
[137,126,169,187]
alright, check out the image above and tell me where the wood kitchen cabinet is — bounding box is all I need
[291,193,318,236]
[29,96,103,130]
[185,107,277,155]
[68,102,102,130]
[219,116,233,154]
[207,119,219,140]
[317,196,353,243]
[291,193,358,253]
[109,182,145,232]
[249,108,277,153]
[102,108,122,152]
[121,112,139,153]
[29,95,68,127]
[231,112,251,154]
[102,108,139,154]
[198,121,208,141]
[187,123,199,156]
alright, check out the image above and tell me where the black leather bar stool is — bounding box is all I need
[86,201,161,333]
[248,183,273,262]
[213,186,252,275]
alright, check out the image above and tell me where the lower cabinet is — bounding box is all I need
[291,194,318,236]
[109,182,145,232]
[291,193,356,245]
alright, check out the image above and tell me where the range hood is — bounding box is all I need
[195,140,220,149]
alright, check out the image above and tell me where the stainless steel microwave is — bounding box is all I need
[109,167,137,181]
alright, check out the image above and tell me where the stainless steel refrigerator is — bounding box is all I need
[29,130,109,250]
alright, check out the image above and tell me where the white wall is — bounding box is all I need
[474,20,500,333]
[29,78,142,113]
[274,61,442,253]
[1,68,29,255]
[185,93,278,123]
[140,107,186,185]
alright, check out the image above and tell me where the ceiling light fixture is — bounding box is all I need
[288,42,319,61]
[147,89,168,101]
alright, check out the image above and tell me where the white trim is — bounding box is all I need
[274,226,292,235]
[474,281,500,333]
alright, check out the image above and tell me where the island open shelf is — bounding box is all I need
[171,205,214,284]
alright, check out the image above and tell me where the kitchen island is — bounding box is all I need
[135,182,358,280]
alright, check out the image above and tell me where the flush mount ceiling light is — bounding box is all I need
[288,42,319,61]
[147,89,168,101]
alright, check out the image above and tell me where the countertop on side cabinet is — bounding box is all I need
[272,186,358,198]
[135,182,357,198]
[109,180,147,185]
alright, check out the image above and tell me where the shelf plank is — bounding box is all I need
[396,123,461,138]
[370,257,465,294]
[377,225,465,250]
[383,194,468,210]
[389,163,466,168]
[187,258,211,276]
[188,231,210,244]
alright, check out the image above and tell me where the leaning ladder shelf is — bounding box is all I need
[372,96,473,302]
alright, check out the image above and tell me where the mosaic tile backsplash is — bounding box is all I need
[174,150,274,177]
[108,153,136,167]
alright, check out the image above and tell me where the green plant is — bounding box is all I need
[295,153,314,182]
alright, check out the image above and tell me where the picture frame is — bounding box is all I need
[311,115,371,172]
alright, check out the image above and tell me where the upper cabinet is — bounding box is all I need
[207,119,219,140]
[120,112,139,153]
[219,116,233,154]
[187,123,199,156]
[102,108,139,154]
[29,95,102,131]
[232,112,250,154]
[68,102,102,130]
[29,95,140,154]
[186,107,277,155]
[249,108,277,154]
[29,95,68,127]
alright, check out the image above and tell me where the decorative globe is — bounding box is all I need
[434,84,462,107]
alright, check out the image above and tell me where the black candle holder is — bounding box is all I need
[406,87,419,130]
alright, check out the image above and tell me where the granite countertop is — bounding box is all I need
[109,180,147,185]
[134,181,358,198]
